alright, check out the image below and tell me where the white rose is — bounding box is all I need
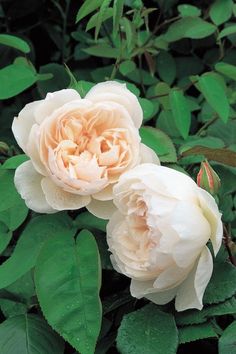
[12,82,159,219]
[107,163,223,311]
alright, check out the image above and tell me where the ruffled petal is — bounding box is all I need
[131,278,178,305]
[27,124,47,176]
[12,100,42,152]
[92,184,114,201]
[169,201,211,268]
[175,246,213,311]
[14,161,55,213]
[41,177,91,211]
[34,89,81,124]
[197,188,223,256]
[85,81,143,128]
[140,143,160,165]
[87,198,117,219]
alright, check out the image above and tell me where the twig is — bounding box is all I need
[196,115,218,136]
[223,225,236,267]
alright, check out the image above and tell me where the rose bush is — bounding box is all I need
[12,81,158,218]
[107,163,223,311]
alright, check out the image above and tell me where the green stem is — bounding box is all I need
[110,57,120,80]
[196,115,218,136]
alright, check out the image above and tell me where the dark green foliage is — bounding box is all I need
[0,1,236,353]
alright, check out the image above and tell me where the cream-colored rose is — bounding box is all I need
[107,163,223,311]
[12,82,159,218]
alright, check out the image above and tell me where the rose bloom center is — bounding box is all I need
[38,105,137,192]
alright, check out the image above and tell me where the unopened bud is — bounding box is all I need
[0,142,9,155]
[197,160,221,195]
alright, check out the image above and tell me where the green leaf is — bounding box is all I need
[113,0,124,34]
[214,165,236,195]
[37,63,70,97]
[169,89,191,139]
[204,262,236,305]
[76,0,103,22]
[0,197,28,231]
[154,82,171,110]
[121,17,135,53]
[0,314,64,354]
[2,155,29,170]
[0,299,27,318]
[0,214,72,289]
[75,212,107,232]
[35,229,102,354]
[197,73,230,123]
[126,69,158,86]
[156,51,176,85]
[210,0,233,26]
[178,323,217,344]
[219,321,236,354]
[0,222,12,254]
[119,60,136,75]
[0,34,30,53]
[156,110,180,138]
[0,170,21,212]
[179,137,224,153]
[177,4,201,17]
[176,296,236,326]
[5,270,35,303]
[83,44,119,58]
[95,0,112,40]
[218,25,236,39]
[140,126,177,162]
[139,98,155,122]
[117,304,178,354]
[208,119,236,146]
[182,146,236,167]
[0,64,37,99]
[76,80,94,97]
[215,62,236,81]
[163,17,216,42]
[86,7,113,31]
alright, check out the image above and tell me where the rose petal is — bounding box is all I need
[34,89,81,124]
[92,184,114,201]
[169,201,211,268]
[27,124,47,176]
[87,198,117,219]
[140,143,160,165]
[85,81,143,128]
[131,278,178,304]
[197,188,223,256]
[12,100,42,152]
[153,264,191,290]
[145,287,178,305]
[41,177,91,210]
[175,246,213,311]
[14,161,55,213]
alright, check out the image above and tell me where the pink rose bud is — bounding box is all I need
[197,160,221,195]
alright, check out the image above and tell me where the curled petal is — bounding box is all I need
[140,143,160,165]
[197,188,223,255]
[12,100,42,153]
[87,198,117,219]
[131,279,178,305]
[92,184,114,201]
[34,89,81,124]
[41,177,91,210]
[86,81,143,128]
[27,124,47,176]
[175,246,213,311]
[14,161,55,213]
